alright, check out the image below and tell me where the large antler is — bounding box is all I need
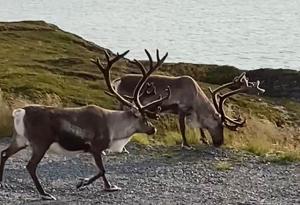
[209,72,247,112]
[91,49,170,119]
[209,72,265,130]
[91,50,134,108]
[132,49,171,118]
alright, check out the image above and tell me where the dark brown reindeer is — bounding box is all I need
[113,71,265,149]
[0,49,170,200]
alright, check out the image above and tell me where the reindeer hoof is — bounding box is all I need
[200,139,209,145]
[104,185,121,192]
[76,178,89,189]
[181,144,194,150]
[41,193,56,200]
[122,147,130,154]
[0,182,10,189]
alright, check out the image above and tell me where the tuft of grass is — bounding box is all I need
[131,134,151,146]
[243,137,272,156]
[214,161,233,171]
[161,131,183,146]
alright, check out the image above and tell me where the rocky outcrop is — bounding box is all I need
[246,69,300,101]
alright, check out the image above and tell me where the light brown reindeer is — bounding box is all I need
[113,71,265,149]
[0,49,170,200]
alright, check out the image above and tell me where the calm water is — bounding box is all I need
[1,0,300,70]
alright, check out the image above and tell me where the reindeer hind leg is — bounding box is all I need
[0,134,28,185]
[199,128,208,145]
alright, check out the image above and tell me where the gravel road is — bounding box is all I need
[0,138,299,205]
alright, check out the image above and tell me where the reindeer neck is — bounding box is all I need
[191,94,218,123]
[106,110,137,141]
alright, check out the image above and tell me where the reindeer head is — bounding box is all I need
[208,72,265,146]
[91,49,170,136]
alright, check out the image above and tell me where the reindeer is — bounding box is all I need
[113,70,265,149]
[0,49,170,200]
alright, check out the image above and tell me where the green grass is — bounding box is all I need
[131,134,152,146]
[0,21,130,107]
[266,152,300,164]
[0,20,299,161]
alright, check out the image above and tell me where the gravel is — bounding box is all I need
[0,138,299,205]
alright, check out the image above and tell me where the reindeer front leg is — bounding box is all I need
[76,151,120,192]
[0,136,27,186]
[179,112,192,149]
[199,128,208,145]
[26,144,56,200]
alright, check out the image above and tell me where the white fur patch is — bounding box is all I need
[12,108,26,136]
[107,137,131,153]
[186,112,201,128]
[12,108,29,147]
[15,135,29,147]
[48,143,82,156]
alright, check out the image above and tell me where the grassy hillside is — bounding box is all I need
[0,21,299,161]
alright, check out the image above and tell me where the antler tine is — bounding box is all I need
[218,87,247,128]
[233,72,247,83]
[218,76,263,128]
[209,72,248,112]
[144,49,168,72]
[141,86,171,112]
[91,50,133,108]
[156,50,168,68]
[90,58,105,72]
[145,49,154,71]
[103,50,111,64]
[104,50,129,67]
[248,80,265,94]
[156,49,160,64]
[133,59,147,76]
